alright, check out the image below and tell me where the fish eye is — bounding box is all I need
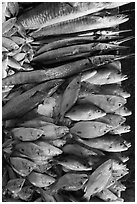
[96,109,101,113]
[118,103,122,107]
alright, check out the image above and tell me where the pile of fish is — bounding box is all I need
[2,2,134,202]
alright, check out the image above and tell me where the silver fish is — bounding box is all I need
[78,94,127,113]
[27,171,55,188]
[84,159,112,200]
[65,103,106,121]
[6,178,25,194]
[112,106,132,116]
[77,135,131,152]
[70,121,112,139]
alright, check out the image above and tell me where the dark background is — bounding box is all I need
[119,2,135,202]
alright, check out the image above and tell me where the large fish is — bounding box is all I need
[77,94,127,113]
[65,103,106,121]
[70,121,112,138]
[31,14,129,37]
[84,159,112,200]
[76,135,131,152]
[2,79,63,120]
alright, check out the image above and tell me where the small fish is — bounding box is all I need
[96,188,123,202]
[96,114,126,128]
[2,56,8,79]
[50,173,88,194]
[18,118,53,128]
[2,17,16,34]
[7,56,23,70]
[39,124,69,139]
[80,82,131,98]
[6,178,25,194]
[35,140,63,157]
[62,144,100,157]
[11,127,44,141]
[11,36,25,45]
[57,156,92,171]
[110,125,131,135]
[15,141,62,159]
[18,186,34,201]
[70,121,112,139]
[112,106,132,116]
[27,171,55,188]
[78,94,127,113]
[60,75,81,120]
[65,103,106,121]
[2,36,19,50]
[10,157,36,177]
[84,159,112,200]
[77,135,131,152]
[31,14,129,37]
[39,189,56,202]
[13,53,26,62]
[86,68,127,85]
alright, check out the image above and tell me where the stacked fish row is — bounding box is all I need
[2,2,134,202]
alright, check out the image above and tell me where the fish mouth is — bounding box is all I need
[123,140,132,148]
[122,75,128,81]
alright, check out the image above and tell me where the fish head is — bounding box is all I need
[55,126,69,137]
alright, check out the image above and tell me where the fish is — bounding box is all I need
[6,178,25,194]
[33,42,127,63]
[78,94,127,113]
[10,157,36,177]
[31,14,129,37]
[11,127,44,141]
[86,68,127,85]
[109,125,131,135]
[18,118,54,128]
[36,36,124,56]
[50,173,88,194]
[62,144,100,157]
[2,36,19,50]
[35,140,63,157]
[84,159,112,200]
[6,2,19,16]
[39,124,69,139]
[70,121,112,139]
[18,2,129,30]
[15,141,62,159]
[2,79,63,120]
[27,171,55,188]
[96,188,123,202]
[112,106,132,116]
[39,189,56,202]
[60,75,81,120]
[11,36,26,45]
[2,56,8,79]
[80,83,131,99]
[95,114,126,128]
[18,186,34,201]
[65,103,106,121]
[7,57,23,70]
[76,135,131,152]
[2,17,16,34]
[57,156,93,171]
[13,53,26,62]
